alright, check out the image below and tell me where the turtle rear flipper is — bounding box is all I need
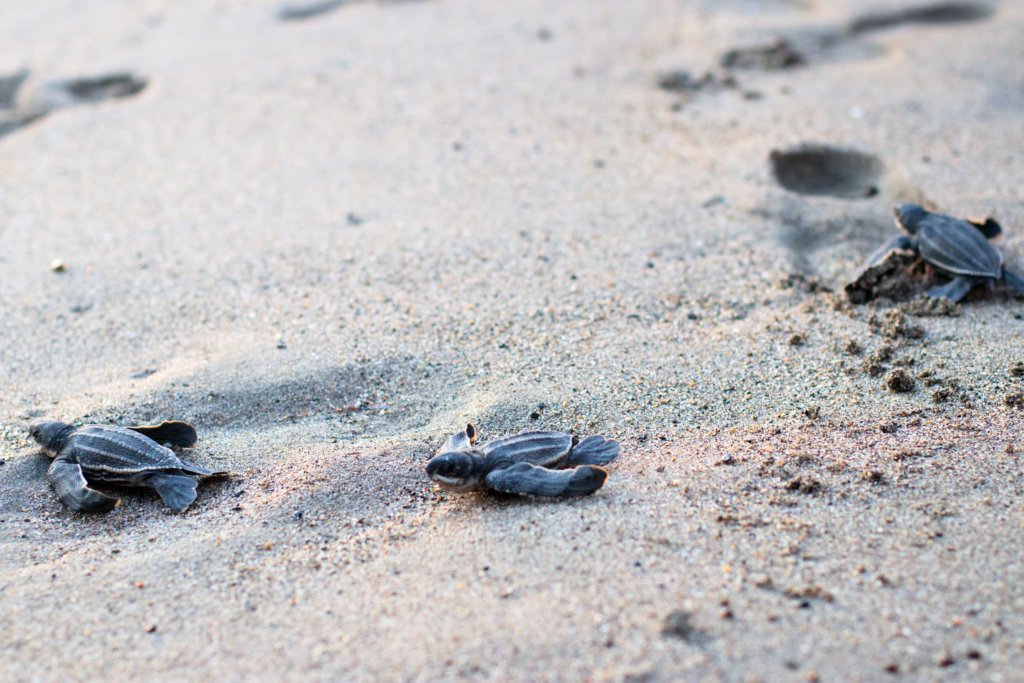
[1002,267,1024,295]
[175,458,228,478]
[47,457,119,513]
[567,435,620,466]
[128,421,198,448]
[138,472,198,512]
[969,217,1002,240]
[485,463,608,498]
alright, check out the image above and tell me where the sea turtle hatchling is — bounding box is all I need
[29,420,226,513]
[426,424,620,498]
[862,203,1024,302]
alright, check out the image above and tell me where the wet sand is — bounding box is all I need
[1,0,1022,681]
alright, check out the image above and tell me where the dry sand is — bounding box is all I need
[1,0,1023,681]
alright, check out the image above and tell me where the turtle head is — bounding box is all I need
[894,203,927,234]
[426,451,481,491]
[29,421,75,457]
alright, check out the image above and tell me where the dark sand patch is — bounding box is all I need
[80,357,451,433]
[844,250,927,305]
[657,70,729,94]
[720,38,805,70]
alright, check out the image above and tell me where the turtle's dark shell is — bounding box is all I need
[72,425,215,478]
[899,208,1002,278]
[477,430,574,467]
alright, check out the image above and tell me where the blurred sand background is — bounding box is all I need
[1,0,1023,680]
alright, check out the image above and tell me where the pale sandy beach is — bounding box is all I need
[1,1,1023,681]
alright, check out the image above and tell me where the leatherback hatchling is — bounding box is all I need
[426,424,620,498]
[863,203,1024,302]
[29,420,226,513]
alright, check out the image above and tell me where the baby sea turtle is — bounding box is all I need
[29,420,226,513]
[863,203,1024,302]
[426,424,620,498]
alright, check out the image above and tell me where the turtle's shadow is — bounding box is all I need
[0,450,51,514]
[429,483,618,510]
[85,472,235,510]
[762,202,891,282]
[89,355,451,437]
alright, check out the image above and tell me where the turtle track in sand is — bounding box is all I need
[847,2,995,36]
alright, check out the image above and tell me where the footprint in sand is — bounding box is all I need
[45,73,147,105]
[277,0,425,22]
[278,0,349,21]
[0,71,147,140]
[720,2,994,72]
[846,2,994,35]
[770,144,883,199]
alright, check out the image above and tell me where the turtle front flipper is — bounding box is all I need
[484,463,608,498]
[135,472,198,512]
[128,421,198,448]
[865,235,915,268]
[1002,267,1024,296]
[927,276,977,302]
[438,424,477,454]
[47,456,119,513]
[567,435,620,466]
